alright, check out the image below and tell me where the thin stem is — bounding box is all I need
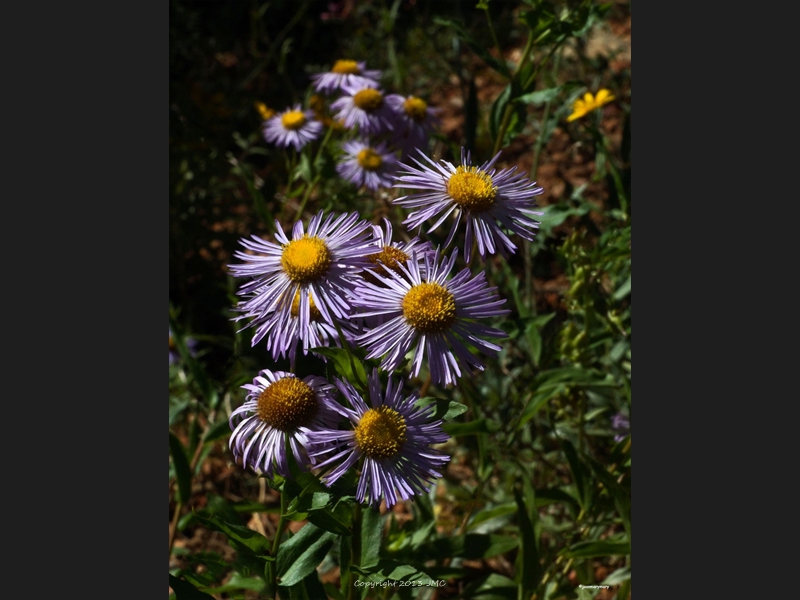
[168,411,217,556]
[529,48,562,181]
[293,125,334,220]
[266,486,289,599]
[481,4,505,76]
[347,503,363,600]
[168,501,183,557]
[590,125,629,215]
[419,373,432,398]
[294,174,320,221]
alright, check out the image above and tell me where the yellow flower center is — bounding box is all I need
[290,290,323,322]
[367,245,409,276]
[354,406,407,459]
[280,236,332,283]
[353,89,384,111]
[357,148,383,171]
[331,60,361,74]
[281,110,307,130]
[256,377,318,431]
[402,282,457,333]
[446,167,497,213]
[403,96,428,122]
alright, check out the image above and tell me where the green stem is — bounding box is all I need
[590,125,629,215]
[529,47,562,181]
[295,174,320,220]
[492,41,561,158]
[294,125,335,220]
[266,488,289,599]
[481,4,505,77]
[347,503,363,600]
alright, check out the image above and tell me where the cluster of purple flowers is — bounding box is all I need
[229,59,548,509]
[259,59,439,191]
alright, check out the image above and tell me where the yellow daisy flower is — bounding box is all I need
[566,88,615,122]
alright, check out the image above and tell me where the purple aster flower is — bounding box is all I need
[330,82,396,136]
[611,411,630,442]
[230,370,341,477]
[354,219,434,331]
[385,94,439,156]
[310,60,381,94]
[229,211,377,355]
[249,288,360,370]
[362,218,433,283]
[393,148,545,261]
[351,249,510,387]
[308,369,450,508]
[263,104,323,151]
[336,140,400,191]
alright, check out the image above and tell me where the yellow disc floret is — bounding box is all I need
[290,290,323,322]
[257,378,318,431]
[402,282,457,333]
[331,60,361,74]
[357,148,383,171]
[367,245,409,276]
[354,406,407,459]
[353,89,384,111]
[281,236,332,283]
[281,110,307,130]
[403,96,428,122]
[446,166,497,213]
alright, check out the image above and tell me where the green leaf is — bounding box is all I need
[561,539,630,559]
[310,346,367,390]
[524,313,556,366]
[194,514,271,557]
[295,153,312,183]
[533,487,579,508]
[460,573,516,600]
[361,505,383,569]
[205,573,266,593]
[285,491,332,516]
[489,84,513,144]
[519,2,558,45]
[420,534,518,560]
[516,85,565,105]
[306,505,353,537]
[169,574,216,600]
[276,523,337,587]
[514,488,541,597]
[562,440,592,512]
[601,566,631,586]
[415,397,468,421]
[587,456,631,539]
[203,418,233,444]
[443,418,500,437]
[287,570,328,600]
[169,432,192,504]
[353,560,429,583]
[467,502,517,532]
[613,275,631,300]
